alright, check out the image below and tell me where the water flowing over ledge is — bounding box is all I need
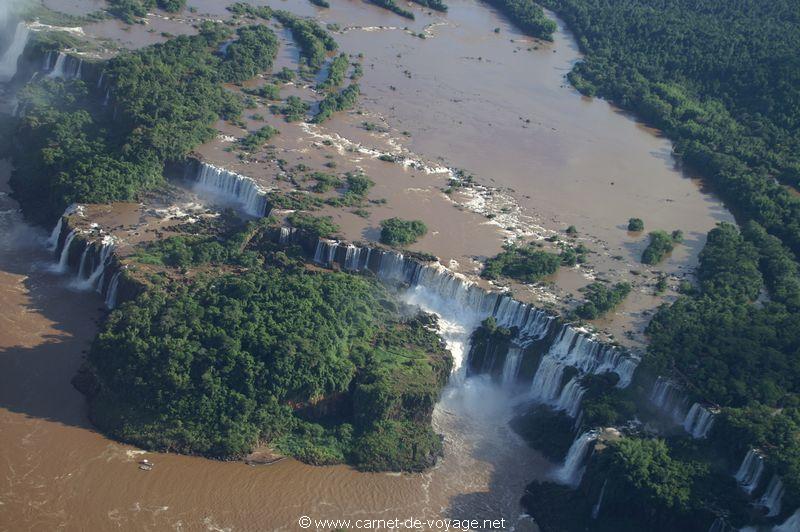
[189,161,271,217]
[648,377,717,439]
[0,22,29,82]
[42,50,83,80]
[49,208,138,310]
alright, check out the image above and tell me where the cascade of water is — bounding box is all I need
[0,22,29,82]
[555,377,586,418]
[42,50,53,71]
[553,430,598,487]
[47,52,67,78]
[649,377,689,424]
[529,357,567,402]
[279,226,296,244]
[54,230,78,273]
[377,250,408,284]
[501,346,523,385]
[773,507,800,532]
[76,245,91,279]
[82,238,115,290]
[592,479,607,519]
[105,271,121,309]
[193,163,270,217]
[312,240,325,264]
[272,229,639,386]
[103,88,110,106]
[96,70,104,88]
[735,449,765,494]
[683,403,715,438]
[47,217,64,250]
[326,241,336,267]
[759,475,785,518]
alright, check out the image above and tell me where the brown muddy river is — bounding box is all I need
[1,0,732,530]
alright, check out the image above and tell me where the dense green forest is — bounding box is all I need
[84,219,452,469]
[10,22,277,225]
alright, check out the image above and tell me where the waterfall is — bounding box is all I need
[377,250,409,283]
[105,271,121,309]
[279,226,297,244]
[591,479,607,519]
[735,449,765,494]
[529,357,567,403]
[76,245,91,279]
[0,22,29,82]
[555,377,586,418]
[773,508,800,532]
[683,403,715,438]
[54,230,78,273]
[527,323,636,408]
[69,237,115,291]
[82,237,115,290]
[649,377,689,424]
[192,162,270,217]
[47,217,64,250]
[96,70,105,88]
[264,224,638,381]
[553,430,598,487]
[759,475,784,517]
[501,346,523,385]
[47,52,67,78]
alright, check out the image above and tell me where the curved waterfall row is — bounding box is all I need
[43,51,83,80]
[49,209,129,310]
[552,430,598,487]
[0,22,29,82]
[301,237,639,419]
[736,449,766,495]
[191,162,271,217]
